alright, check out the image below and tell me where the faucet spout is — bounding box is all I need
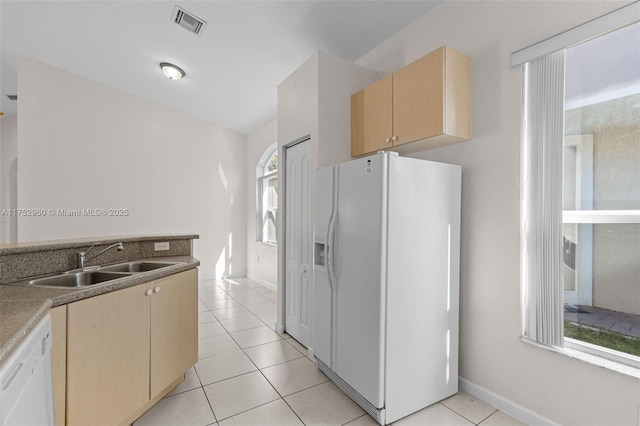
[77,242,124,268]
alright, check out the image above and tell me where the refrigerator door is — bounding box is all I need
[313,166,336,367]
[333,153,387,409]
[383,155,461,423]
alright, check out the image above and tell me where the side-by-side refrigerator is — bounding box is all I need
[313,151,461,425]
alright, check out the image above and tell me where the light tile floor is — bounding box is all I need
[133,277,526,426]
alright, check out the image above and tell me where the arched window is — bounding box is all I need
[256,143,278,245]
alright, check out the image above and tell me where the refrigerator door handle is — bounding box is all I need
[326,209,337,290]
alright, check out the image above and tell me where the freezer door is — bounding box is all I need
[333,153,387,409]
[313,166,335,367]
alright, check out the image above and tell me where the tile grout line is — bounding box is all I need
[198,281,267,424]
[199,380,219,425]
[220,322,307,423]
[226,285,309,425]
[439,401,498,426]
[198,278,313,424]
[474,408,500,425]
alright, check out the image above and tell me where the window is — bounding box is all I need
[517,4,639,367]
[257,144,278,245]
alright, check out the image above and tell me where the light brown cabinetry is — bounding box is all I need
[65,269,197,426]
[351,74,393,155]
[50,305,67,426]
[351,46,471,157]
[150,271,198,396]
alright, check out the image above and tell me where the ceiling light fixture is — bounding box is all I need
[160,62,185,80]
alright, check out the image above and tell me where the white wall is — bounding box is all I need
[277,52,319,333]
[0,115,18,243]
[17,59,247,280]
[355,2,639,425]
[246,117,278,287]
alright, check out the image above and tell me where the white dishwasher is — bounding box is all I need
[0,314,55,426]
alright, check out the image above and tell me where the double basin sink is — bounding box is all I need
[6,261,181,289]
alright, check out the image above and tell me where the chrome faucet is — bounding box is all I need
[77,242,124,268]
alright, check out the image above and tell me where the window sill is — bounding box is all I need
[259,241,277,247]
[520,336,640,379]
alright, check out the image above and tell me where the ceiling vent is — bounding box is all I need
[7,95,17,101]
[171,5,206,35]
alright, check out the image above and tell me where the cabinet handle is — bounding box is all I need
[385,137,391,144]
[145,289,153,296]
[154,286,161,293]
[391,135,398,142]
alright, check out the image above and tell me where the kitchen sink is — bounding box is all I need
[19,271,131,288]
[99,261,179,273]
[3,260,182,289]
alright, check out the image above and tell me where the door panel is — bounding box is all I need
[334,154,386,408]
[285,139,311,346]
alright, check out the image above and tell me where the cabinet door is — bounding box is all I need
[150,269,198,396]
[66,284,150,426]
[352,75,393,156]
[393,47,445,145]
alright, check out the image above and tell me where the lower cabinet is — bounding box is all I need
[65,269,198,426]
[50,305,67,426]
[150,270,198,396]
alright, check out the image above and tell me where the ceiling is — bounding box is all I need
[0,1,442,135]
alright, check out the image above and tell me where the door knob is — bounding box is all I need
[385,137,391,144]
[145,289,153,296]
[391,135,398,142]
[154,286,161,293]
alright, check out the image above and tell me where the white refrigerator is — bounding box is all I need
[313,151,461,425]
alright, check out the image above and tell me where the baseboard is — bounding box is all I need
[246,273,277,292]
[459,377,559,426]
[275,323,285,334]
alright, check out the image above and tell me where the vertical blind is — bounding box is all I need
[520,51,565,347]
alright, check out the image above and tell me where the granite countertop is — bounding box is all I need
[0,255,200,367]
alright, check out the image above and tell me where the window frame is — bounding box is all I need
[515,3,640,374]
[256,143,278,246]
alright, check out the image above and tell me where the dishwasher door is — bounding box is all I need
[1,314,55,426]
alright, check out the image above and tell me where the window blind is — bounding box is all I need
[520,51,565,347]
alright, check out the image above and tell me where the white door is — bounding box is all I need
[284,139,311,346]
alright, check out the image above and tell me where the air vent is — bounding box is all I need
[171,5,206,35]
[7,95,17,101]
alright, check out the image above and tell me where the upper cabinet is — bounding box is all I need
[351,46,472,157]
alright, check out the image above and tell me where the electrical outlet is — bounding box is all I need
[154,242,170,251]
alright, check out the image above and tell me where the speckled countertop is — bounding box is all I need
[0,255,199,367]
